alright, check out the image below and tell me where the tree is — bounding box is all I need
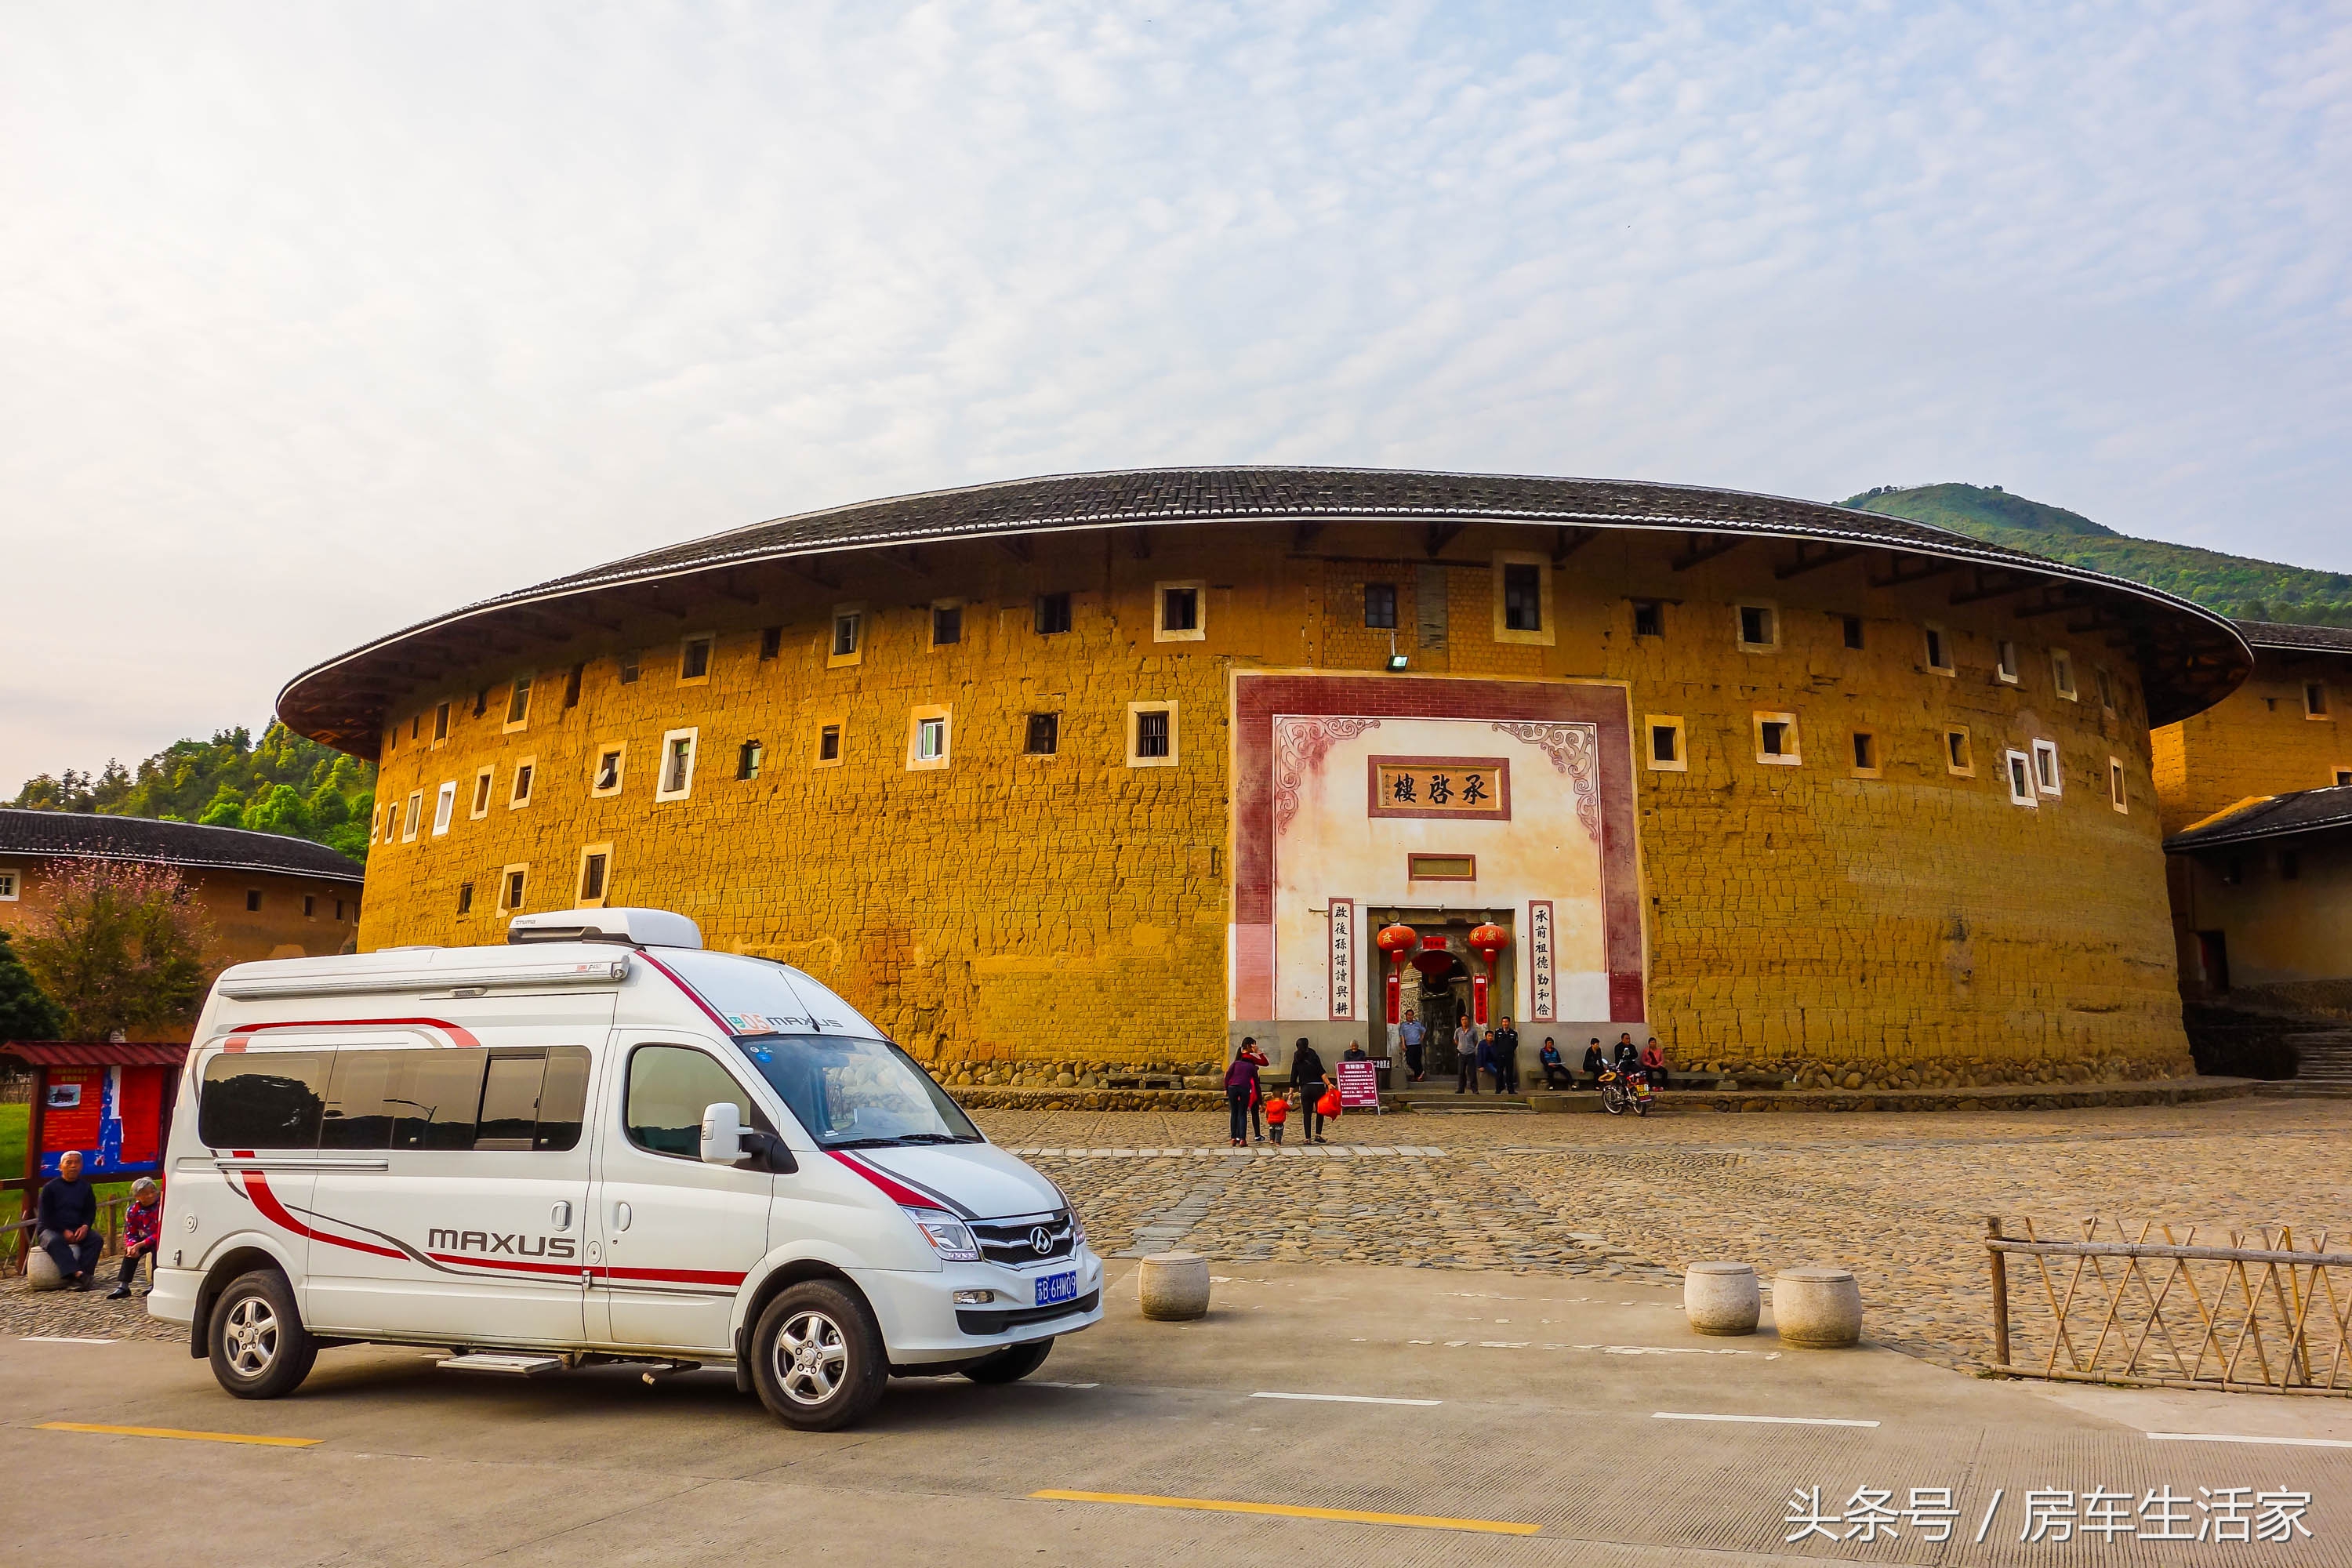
[241,782,311,837]
[14,860,216,1039]
[0,929,64,1041]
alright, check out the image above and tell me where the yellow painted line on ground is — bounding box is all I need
[37,1421,319,1448]
[1030,1489,1540,1535]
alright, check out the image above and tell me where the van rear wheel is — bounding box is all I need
[750,1281,887,1431]
[961,1337,1053,1385]
[207,1269,317,1400]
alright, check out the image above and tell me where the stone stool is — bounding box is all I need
[1683,1261,1759,1335]
[25,1246,64,1291]
[1773,1266,1863,1348]
[1138,1250,1210,1320]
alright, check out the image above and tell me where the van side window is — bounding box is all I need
[475,1047,591,1151]
[321,1049,485,1150]
[198,1054,330,1150]
[626,1045,753,1159]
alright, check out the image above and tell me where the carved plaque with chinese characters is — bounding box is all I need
[1366,756,1512,821]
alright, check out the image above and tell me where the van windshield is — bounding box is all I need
[732,1034,982,1149]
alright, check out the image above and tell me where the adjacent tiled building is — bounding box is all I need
[277,467,2256,1087]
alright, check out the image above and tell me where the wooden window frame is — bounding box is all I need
[906,706,952,771]
[828,604,866,668]
[508,757,537,810]
[678,632,715,686]
[1154,580,1206,643]
[1127,701,1179,768]
[575,843,614,909]
[590,743,626,799]
[655,729,699,801]
[503,674,535,733]
[1944,728,1975,778]
[1849,729,1881,779]
[1643,714,1686,773]
[1492,552,1553,645]
[1752,710,1800,767]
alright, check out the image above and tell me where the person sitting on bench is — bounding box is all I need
[1539,1037,1573,1088]
[37,1150,103,1291]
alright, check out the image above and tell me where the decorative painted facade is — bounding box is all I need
[279,469,2253,1088]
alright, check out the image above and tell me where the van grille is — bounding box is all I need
[970,1210,1076,1267]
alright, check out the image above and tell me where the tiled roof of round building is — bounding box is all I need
[2165,784,2352,851]
[277,466,2255,755]
[2233,619,2352,657]
[0,808,365,884]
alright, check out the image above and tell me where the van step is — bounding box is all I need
[437,1352,564,1377]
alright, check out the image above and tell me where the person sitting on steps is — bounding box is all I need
[1540,1036,1572,1089]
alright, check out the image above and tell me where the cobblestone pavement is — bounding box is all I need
[978,1096,2352,1372]
[10,1098,2344,1374]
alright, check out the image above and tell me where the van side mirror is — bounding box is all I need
[699,1102,748,1164]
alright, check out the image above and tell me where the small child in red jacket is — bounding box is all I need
[1265,1091,1290,1145]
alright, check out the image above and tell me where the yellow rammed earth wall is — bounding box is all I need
[353,520,2193,1085]
[2151,655,2351,837]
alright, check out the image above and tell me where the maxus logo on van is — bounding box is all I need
[149,907,1104,1430]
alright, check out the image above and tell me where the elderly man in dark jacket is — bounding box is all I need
[38,1149,103,1290]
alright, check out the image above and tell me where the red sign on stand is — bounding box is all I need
[1336,1058,1381,1112]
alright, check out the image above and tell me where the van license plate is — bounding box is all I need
[1035,1270,1078,1308]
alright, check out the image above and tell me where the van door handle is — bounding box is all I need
[551,1200,572,1229]
[614,1201,633,1232]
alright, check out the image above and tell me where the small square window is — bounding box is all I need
[1996,641,2020,684]
[1502,564,1542,633]
[505,676,534,731]
[1842,615,1864,651]
[433,702,451,744]
[655,730,698,800]
[2005,750,2038,807]
[1644,715,1686,772]
[1156,582,1203,641]
[1025,713,1060,756]
[502,866,529,912]
[759,626,783,661]
[931,602,963,647]
[619,654,641,684]
[578,844,612,906]
[1924,625,1952,673]
[1035,592,1072,636]
[818,724,842,764]
[2051,649,2078,701]
[564,662,584,709]
[456,882,474,916]
[510,760,535,808]
[1127,702,1179,768]
[592,746,624,797]
[1632,601,1664,638]
[2109,757,2129,814]
[1364,583,1399,630]
[1754,711,1800,766]
[432,779,456,835]
[0,869,18,901]
[1737,604,1777,649]
[245,889,262,912]
[2336,768,2351,787]
[2307,681,2331,718]
[1945,728,1975,777]
[679,634,713,682]
[737,740,764,780]
[2031,738,2062,797]
[908,710,951,770]
[1851,731,1879,776]
[829,604,866,667]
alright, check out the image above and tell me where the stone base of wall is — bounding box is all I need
[948,1087,1229,1112]
[1703,1052,2196,1093]
[938,1061,1222,1092]
[1517,1075,2249,1115]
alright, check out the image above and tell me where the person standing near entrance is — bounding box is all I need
[1453,1017,1479,1094]
[1291,1036,1330,1143]
[1399,1010,1427,1082]
[1490,1017,1522,1093]
[1225,1039,1263,1148]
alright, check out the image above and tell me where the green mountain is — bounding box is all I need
[9,723,375,864]
[1839,483,2352,626]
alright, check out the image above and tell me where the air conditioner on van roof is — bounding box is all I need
[507,907,703,950]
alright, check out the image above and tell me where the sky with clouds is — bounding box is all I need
[4,2,2347,786]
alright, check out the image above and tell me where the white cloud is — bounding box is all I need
[2,0,2347,783]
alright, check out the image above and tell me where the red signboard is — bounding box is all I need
[1336,1058,1381,1111]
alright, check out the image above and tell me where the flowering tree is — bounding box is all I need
[14,860,216,1039]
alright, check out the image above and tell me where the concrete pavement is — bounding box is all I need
[7,1260,2348,1565]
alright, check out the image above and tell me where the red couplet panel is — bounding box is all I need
[118,1065,167,1164]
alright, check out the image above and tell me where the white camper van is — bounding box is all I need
[148,908,1103,1430]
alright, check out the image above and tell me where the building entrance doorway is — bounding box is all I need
[1374,910,1513,1079]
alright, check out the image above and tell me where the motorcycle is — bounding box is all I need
[1599,1066,1653,1117]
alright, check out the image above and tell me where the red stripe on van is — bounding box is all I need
[633,951,738,1036]
[595,1265,749,1287]
[826,1149,937,1210]
[238,1170,405,1261]
[425,1253,583,1276]
[221,1018,483,1049]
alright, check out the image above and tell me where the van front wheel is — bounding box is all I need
[961,1337,1052,1384]
[750,1282,887,1431]
[207,1269,317,1400]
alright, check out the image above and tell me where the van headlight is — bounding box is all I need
[906,1208,981,1261]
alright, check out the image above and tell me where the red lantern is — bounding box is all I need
[1411,935,1458,981]
[1375,924,1417,963]
[1468,923,1509,965]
